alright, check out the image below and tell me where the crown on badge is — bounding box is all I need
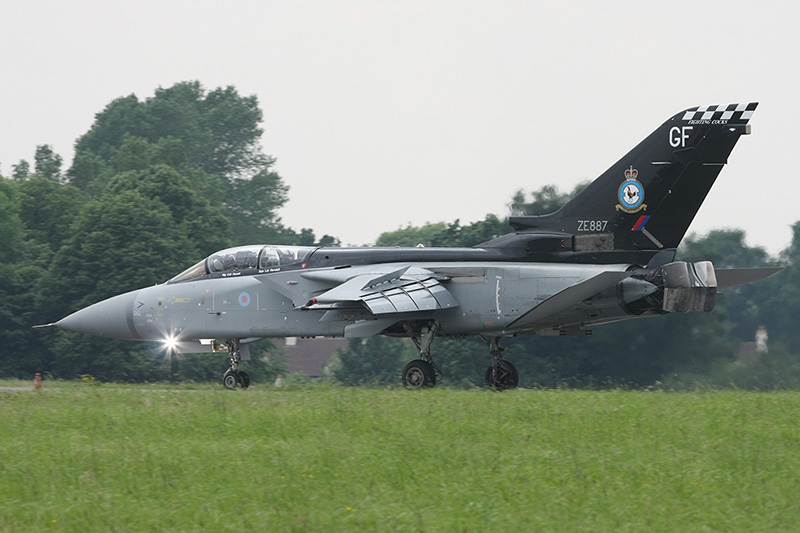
[624,166,638,179]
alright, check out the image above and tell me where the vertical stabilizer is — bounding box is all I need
[509,103,757,252]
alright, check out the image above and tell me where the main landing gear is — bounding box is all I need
[402,322,442,389]
[399,322,519,390]
[222,339,250,390]
[483,336,519,391]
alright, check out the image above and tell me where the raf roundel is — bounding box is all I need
[619,180,643,209]
[238,292,251,307]
[615,166,647,214]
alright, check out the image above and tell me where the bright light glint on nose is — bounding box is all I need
[163,336,178,352]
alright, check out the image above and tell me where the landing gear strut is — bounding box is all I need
[484,336,518,391]
[222,339,250,390]
[402,322,442,389]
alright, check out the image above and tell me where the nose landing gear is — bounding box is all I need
[221,339,250,390]
[222,368,251,389]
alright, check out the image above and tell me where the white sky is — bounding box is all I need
[2,1,798,254]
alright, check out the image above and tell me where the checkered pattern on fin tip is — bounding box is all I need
[681,102,758,123]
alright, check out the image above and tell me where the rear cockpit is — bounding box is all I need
[168,245,316,283]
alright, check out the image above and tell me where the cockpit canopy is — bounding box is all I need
[169,245,316,283]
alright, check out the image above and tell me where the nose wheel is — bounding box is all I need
[222,369,250,390]
[221,339,250,389]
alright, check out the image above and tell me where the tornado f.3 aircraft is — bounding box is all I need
[52,103,780,390]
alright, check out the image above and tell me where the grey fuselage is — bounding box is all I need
[66,258,638,346]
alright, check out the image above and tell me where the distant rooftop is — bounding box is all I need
[274,337,350,377]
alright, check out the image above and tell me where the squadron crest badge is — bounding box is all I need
[616,166,647,213]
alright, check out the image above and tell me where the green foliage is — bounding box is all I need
[66,150,108,194]
[11,159,30,181]
[510,181,589,216]
[67,81,296,245]
[376,215,508,248]
[49,335,162,382]
[105,164,231,255]
[664,347,800,391]
[296,228,340,247]
[753,221,800,353]
[420,311,738,390]
[428,337,491,387]
[0,269,42,377]
[430,215,508,247]
[679,228,770,268]
[16,176,85,252]
[72,81,268,182]
[72,94,143,164]
[376,221,448,247]
[375,180,589,249]
[48,190,190,310]
[331,337,412,385]
[226,170,291,244]
[33,144,62,180]
[0,183,50,377]
[0,179,26,262]
[3,387,800,530]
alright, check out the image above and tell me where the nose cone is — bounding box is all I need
[57,290,141,340]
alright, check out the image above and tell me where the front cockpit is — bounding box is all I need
[168,245,316,283]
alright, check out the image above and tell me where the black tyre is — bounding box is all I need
[402,359,437,389]
[485,361,519,390]
[239,371,251,389]
[222,370,240,390]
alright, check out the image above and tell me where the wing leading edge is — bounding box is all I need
[311,273,458,314]
[265,265,459,316]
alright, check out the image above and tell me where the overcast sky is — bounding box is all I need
[2,1,797,254]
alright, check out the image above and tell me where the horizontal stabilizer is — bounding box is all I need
[508,271,631,329]
[715,267,782,290]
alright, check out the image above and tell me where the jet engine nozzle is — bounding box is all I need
[661,260,717,313]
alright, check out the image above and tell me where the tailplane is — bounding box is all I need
[508,103,757,254]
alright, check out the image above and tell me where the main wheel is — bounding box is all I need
[222,370,240,390]
[239,371,251,389]
[485,361,519,390]
[402,359,437,389]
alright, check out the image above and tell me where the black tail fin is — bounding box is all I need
[509,103,757,252]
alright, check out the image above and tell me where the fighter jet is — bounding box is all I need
[52,103,780,390]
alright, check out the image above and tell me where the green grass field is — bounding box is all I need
[2,381,799,532]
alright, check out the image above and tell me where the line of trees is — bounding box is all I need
[2,80,799,388]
